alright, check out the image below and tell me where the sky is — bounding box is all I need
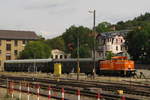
[0,0,150,39]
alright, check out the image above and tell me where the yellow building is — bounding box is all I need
[0,30,39,71]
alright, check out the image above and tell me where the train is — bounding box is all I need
[4,56,136,76]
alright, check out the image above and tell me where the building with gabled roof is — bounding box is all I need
[0,30,39,71]
[96,30,130,58]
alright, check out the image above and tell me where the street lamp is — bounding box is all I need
[89,9,96,79]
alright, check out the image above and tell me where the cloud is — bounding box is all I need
[0,0,150,38]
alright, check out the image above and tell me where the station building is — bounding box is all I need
[51,49,70,59]
[0,30,39,71]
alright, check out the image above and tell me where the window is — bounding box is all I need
[0,60,1,66]
[23,40,26,44]
[121,46,123,51]
[6,55,11,60]
[14,40,18,46]
[60,55,63,59]
[14,50,18,55]
[55,55,58,59]
[0,40,1,46]
[6,44,11,51]
[6,40,11,41]
[116,39,118,43]
[121,39,123,43]
[112,38,114,44]
[0,50,1,54]
[64,55,67,59]
[116,46,118,51]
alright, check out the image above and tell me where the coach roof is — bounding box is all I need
[0,30,39,40]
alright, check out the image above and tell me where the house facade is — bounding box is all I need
[96,30,129,58]
[0,30,39,71]
[51,49,70,59]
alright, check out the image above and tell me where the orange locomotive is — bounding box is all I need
[98,56,136,76]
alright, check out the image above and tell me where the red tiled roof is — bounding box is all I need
[0,30,39,40]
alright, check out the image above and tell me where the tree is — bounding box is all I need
[116,13,150,30]
[62,25,93,58]
[106,51,115,60]
[95,22,112,33]
[125,24,150,64]
[20,41,51,59]
[45,36,65,51]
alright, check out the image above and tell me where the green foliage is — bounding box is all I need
[45,36,65,51]
[95,22,112,33]
[71,45,91,58]
[106,51,115,60]
[62,25,93,58]
[116,13,150,30]
[125,24,150,64]
[20,41,51,59]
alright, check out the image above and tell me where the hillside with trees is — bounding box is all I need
[20,13,150,64]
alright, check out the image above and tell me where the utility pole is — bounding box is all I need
[89,9,96,79]
[93,10,96,79]
[77,34,80,80]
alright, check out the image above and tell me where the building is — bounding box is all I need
[96,30,129,58]
[0,30,39,71]
[51,49,70,59]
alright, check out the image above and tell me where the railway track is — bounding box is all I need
[0,75,149,100]
[3,75,149,96]
[0,79,139,100]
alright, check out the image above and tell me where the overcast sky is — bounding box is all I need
[0,0,150,39]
